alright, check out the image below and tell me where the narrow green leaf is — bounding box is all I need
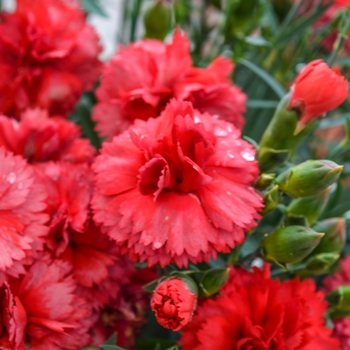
[105,333,117,345]
[238,59,286,98]
[100,346,126,350]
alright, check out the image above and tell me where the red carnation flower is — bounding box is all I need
[289,60,348,129]
[0,148,48,286]
[92,100,262,267]
[93,30,246,140]
[151,277,197,331]
[180,265,340,350]
[0,255,91,349]
[0,0,102,117]
[37,162,133,311]
[324,255,350,349]
[174,56,247,130]
[0,109,95,164]
[90,266,158,349]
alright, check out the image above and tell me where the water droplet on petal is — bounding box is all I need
[235,140,242,146]
[164,216,169,221]
[153,241,163,249]
[241,149,255,161]
[7,172,16,184]
[227,125,233,133]
[17,182,23,190]
[226,150,235,159]
[194,115,201,123]
[214,126,228,137]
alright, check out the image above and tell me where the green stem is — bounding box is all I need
[130,0,143,42]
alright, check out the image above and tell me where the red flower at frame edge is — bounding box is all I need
[0,0,102,117]
[0,109,95,164]
[93,29,246,140]
[289,60,348,129]
[92,99,262,268]
[0,255,91,350]
[323,255,350,350]
[180,265,340,350]
[0,148,48,286]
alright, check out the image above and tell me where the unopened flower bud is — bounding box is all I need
[312,218,346,255]
[255,173,276,190]
[275,160,343,198]
[289,60,348,134]
[286,187,331,226]
[327,286,350,312]
[262,185,280,215]
[258,94,314,172]
[296,252,340,276]
[151,276,197,331]
[262,226,324,265]
[144,1,172,41]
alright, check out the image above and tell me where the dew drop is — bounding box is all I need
[164,216,169,221]
[214,126,228,137]
[226,190,231,195]
[227,125,233,133]
[235,140,242,146]
[241,149,255,161]
[153,241,163,249]
[226,150,235,159]
[17,182,23,190]
[7,172,16,184]
[194,115,201,123]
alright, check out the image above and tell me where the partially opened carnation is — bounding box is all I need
[0,255,91,349]
[289,60,348,129]
[92,100,262,267]
[0,109,95,164]
[180,265,340,349]
[0,148,48,286]
[0,0,102,117]
[151,277,197,331]
[93,29,246,140]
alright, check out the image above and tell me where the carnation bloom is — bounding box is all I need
[289,60,348,129]
[92,100,262,267]
[0,0,101,117]
[0,256,91,349]
[174,56,247,129]
[93,30,246,140]
[0,109,95,164]
[151,277,197,331]
[180,265,340,350]
[0,148,48,286]
[90,266,158,349]
[323,255,350,349]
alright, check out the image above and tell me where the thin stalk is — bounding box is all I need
[130,0,143,42]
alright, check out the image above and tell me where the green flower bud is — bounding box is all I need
[327,286,350,312]
[312,218,346,255]
[258,94,316,172]
[261,226,324,265]
[144,1,172,41]
[262,185,280,215]
[198,267,230,297]
[296,253,340,276]
[275,160,343,198]
[255,173,276,190]
[286,187,331,226]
